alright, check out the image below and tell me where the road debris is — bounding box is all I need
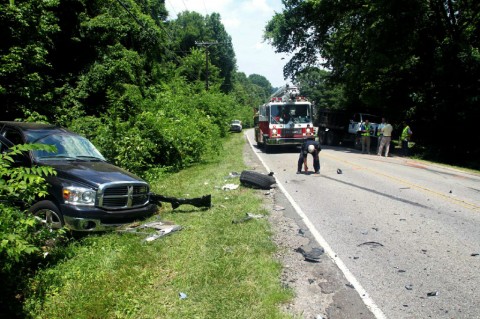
[225,172,241,179]
[357,241,384,248]
[240,170,276,189]
[232,213,265,224]
[295,246,325,262]
[119,220,182,242]
[405,284,413,290]
[337,169,343,174]
[427,291,439,297]
[179,292,187,300]
[222,183,239,191]
[150,194,211,209]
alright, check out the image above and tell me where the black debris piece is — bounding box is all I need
[357,241,384,248]
[337,169,343,174]
[295,247,325,262]
[471,253,479,257]
[427,291,439,297]
[405,284,413,290]
[240,170,276,189]
[345,283,354,289]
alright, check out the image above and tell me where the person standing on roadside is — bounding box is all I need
[376,117,386,154]
[297,138,321,174]
[377,119,393,157]
[360,119,372,154]
[401,122,413,156]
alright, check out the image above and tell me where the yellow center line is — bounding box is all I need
[322,152,480,212]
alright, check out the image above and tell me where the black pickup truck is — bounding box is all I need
[0,121,158,231]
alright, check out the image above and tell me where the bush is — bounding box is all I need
[0,144,66,316]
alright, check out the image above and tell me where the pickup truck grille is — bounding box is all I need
[97,182,149,209]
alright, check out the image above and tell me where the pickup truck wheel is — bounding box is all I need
[30,200,64,229]
[240,170,276,189]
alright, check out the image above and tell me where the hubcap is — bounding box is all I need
[34,209,63,229]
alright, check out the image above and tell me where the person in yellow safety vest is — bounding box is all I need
[376,117,386,154]
[377,119,393,157]
[401,122,413,156]
[360,119,372,154]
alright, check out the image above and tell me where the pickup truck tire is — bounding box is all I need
[30,200,64,229]
[240,170,276,189]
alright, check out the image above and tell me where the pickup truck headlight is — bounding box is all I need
[63,186,96,206]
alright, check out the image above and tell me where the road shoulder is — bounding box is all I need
[242,136,377,319]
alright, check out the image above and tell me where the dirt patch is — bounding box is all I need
[243,137,376,319]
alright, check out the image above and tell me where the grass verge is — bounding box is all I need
[23,133,293,319]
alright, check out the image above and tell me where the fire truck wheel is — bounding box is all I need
[240,170,276,190]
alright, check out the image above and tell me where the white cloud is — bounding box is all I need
[165,0,288,87]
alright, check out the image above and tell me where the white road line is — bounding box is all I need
[245,133,387,319]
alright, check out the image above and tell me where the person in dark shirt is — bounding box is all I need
[297,139,321,174]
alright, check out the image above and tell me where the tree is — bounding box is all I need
[248,74,273,101]
[265,0,480,166]
[295,67,345,110]
[167,11,237,93]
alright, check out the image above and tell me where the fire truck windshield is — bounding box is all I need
[270,104,311,124]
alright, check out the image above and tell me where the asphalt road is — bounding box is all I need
[245,129,480,319]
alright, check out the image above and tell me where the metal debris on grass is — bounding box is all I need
[119,221,182,242]
[222,183,239,191]
[232,213,265,224]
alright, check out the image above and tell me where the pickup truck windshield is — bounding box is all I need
[32,133,106,162]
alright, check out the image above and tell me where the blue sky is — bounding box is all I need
[165,0,289,88]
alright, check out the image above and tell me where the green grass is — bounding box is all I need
[23,134,293,319]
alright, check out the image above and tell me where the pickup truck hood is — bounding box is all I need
[44,161,145,188]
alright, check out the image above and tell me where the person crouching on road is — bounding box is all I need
[297,139,321,174]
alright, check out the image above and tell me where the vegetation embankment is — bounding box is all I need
[19,133,292,319]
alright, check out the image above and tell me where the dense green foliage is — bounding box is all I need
[265,0,480,167]
[1,0,271,176]
[0,144,67,316]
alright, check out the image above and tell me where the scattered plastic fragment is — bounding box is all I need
[232,213,265,224]
[225,172,241,179]
[222,183,239,191]
[345,283,354,289]
[119,221,182,242]
[337,169,342,174]
[471,253,479,257]
[179,292,187,299]
[274,205,285,211]
[427,291,438,297]
[405,284,413,290]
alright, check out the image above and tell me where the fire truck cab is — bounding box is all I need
[254,85,315,152]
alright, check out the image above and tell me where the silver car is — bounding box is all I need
[230,120,242,132]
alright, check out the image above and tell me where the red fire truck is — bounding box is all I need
[254,85,315,152]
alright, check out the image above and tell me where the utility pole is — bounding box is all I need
[195,41,218,91]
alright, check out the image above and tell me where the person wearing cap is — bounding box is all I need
[297,139,321,174]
